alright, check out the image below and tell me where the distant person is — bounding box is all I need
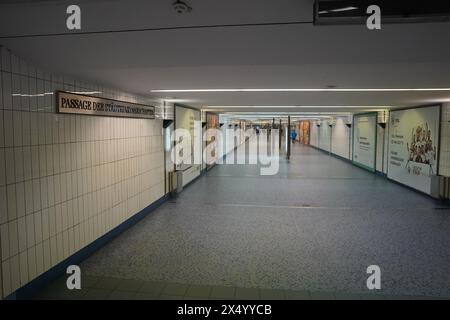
[291,130,297,143]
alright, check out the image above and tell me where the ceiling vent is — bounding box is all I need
[173,0,192,14]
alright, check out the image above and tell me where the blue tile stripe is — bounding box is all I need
[6,194,169,300]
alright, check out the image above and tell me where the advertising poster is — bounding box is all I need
[387,105,440,194]
[352,113,377,172]
[206,112,220,169]
[175,106,202,186]
[299,121,310,144]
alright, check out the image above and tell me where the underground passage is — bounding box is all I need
[0,0,450,313]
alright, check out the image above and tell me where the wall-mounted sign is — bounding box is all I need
[352,113,377,172]
[56,91,155,119]
[387,105,441,195]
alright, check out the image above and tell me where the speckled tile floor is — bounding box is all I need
[32,139,450,299]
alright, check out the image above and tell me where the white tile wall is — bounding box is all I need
[319,122,331,152]
[309,121,319,147]
[0,46,166,298]
[375,111,389,174]
[331,117,351,159]
[310,117,351,159]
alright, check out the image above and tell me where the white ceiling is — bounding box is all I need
[1,0,450,115]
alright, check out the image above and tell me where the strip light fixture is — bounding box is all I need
[203,106,388,109]
[151,88,450,93]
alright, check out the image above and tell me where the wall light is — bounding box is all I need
[12,92,53,97]
[69,91,102,95]
[331,6,358,12]
[12,91,102,97]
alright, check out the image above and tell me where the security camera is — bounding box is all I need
[173,0,192,14]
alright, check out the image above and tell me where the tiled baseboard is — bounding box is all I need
[32,274,450,301]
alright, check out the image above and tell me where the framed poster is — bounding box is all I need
[175,105,202,187]
[387,105,441,195]
[352,112,377,172]
[299,121,310,144]
[206,112,220,170]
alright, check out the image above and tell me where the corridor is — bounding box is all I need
[33,140,450,300]
[2,1,450,311]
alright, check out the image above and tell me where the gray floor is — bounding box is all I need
[34,139,450,299]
